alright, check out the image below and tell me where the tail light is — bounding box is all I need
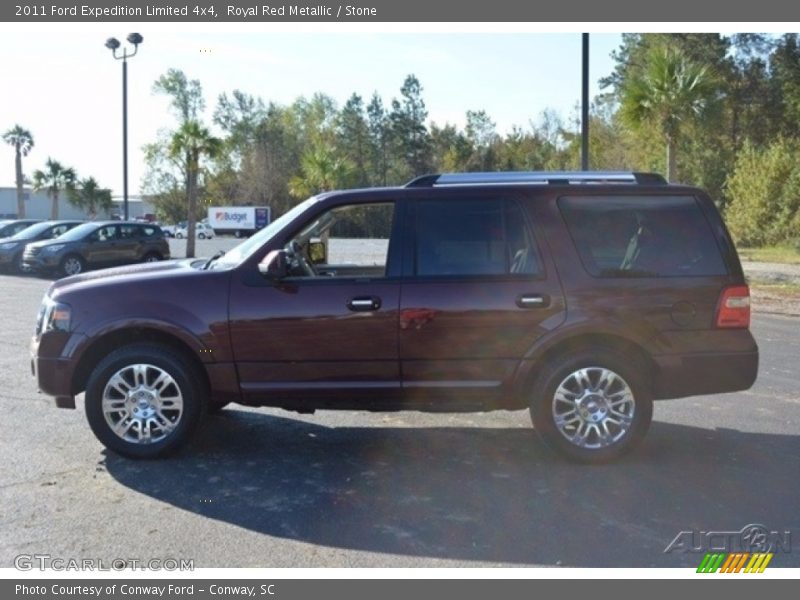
[716,285,750,329]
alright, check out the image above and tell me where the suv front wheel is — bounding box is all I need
[60,254,85,277]
[530,349,652,463]
[84,343,207,459]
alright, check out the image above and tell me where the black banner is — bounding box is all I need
[3,580,798,600]
[1,0,797,22]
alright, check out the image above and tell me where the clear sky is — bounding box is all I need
[0,31,622,195]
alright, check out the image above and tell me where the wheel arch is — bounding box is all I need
[510,331,657,408]
[71,326,209,398]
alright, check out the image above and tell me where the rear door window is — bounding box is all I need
[414,199,541,277]
[119,225,140,239]
[558,196,727,278]
[89,225,118,242]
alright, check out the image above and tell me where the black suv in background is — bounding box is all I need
[31,172,758,462]
[0,220,82,273]
[24,221,170,277]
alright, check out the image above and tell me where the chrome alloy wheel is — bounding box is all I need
[552,367,636,449]
[101,364,184,444]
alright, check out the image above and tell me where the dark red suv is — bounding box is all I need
[31,172,758,462]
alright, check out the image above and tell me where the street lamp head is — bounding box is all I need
[105,37,121,51]
[127,33,143,46]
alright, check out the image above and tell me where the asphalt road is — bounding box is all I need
[1,263,798,568]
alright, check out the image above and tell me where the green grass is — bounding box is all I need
[738,244,800,265]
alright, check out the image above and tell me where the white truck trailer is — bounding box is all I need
[207,206,270,238]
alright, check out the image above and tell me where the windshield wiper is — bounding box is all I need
[203,250,225,270]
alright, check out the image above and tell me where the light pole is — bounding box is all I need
[105,33,143,221]
[581,33,589,171]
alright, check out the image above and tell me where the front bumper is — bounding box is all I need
[653,350,759,399]
[30,333,82,408]
[23,252,61,271]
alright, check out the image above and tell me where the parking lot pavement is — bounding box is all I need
[1,272,798,568]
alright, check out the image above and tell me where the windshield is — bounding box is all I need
[211,197,319,269]
[11,222,58,240]
[51,222,100,242]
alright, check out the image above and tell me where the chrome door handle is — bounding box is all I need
[517,294,549,309]
[348,296,381,311]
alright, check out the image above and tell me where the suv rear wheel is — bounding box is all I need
[530,349,652,463]
[84,343,207,459]
[142,252,162,263]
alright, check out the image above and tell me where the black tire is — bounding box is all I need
[60,254,85,277]
[198,233,206,239]
[234,230,243,239]
[12,252,24,274]
[84,343,207,459]
[529,348,652,464]
[142,252,162,263]
[176,232,184,239]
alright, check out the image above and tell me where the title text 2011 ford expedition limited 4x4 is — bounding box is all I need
[31,172,758,462]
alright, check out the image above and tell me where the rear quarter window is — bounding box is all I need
[558,195,728,278]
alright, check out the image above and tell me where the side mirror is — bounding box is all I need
[258,250,288,280]
[308,240,326,264]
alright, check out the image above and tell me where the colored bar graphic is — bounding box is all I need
[734,553,750,572]
[711,553,726,572]
[696,554,712,573]
[758,553,773,573]
[698,552,774,573]
[719,553,736,572]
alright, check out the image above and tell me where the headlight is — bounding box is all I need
[43,244,65,253]
[37,296,72,334]
[0,242,17,250]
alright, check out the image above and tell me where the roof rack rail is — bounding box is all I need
[405,171,667,187]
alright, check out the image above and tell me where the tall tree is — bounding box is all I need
[237,104,299,217]
[367,93,390,186]
[465,110,498,171]
[169,122,222,258]
[769,34,800,139]
[430,122,470,172]
[390,75,431,178]
[619,47,718,182]
[336,94,370,186]
[32,158,76,220]
[153,69,205,125]
[213,89,267,159]
[67,177,113,220]
[2,125,34,218]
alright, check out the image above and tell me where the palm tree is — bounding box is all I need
[288,143,355,199]
[619,48,718,182]
[2,125,34,218]
[67,177,113,220]
[32,158,77,220]
[169,121,222,258]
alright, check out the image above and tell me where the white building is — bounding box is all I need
[0,187,156,221]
